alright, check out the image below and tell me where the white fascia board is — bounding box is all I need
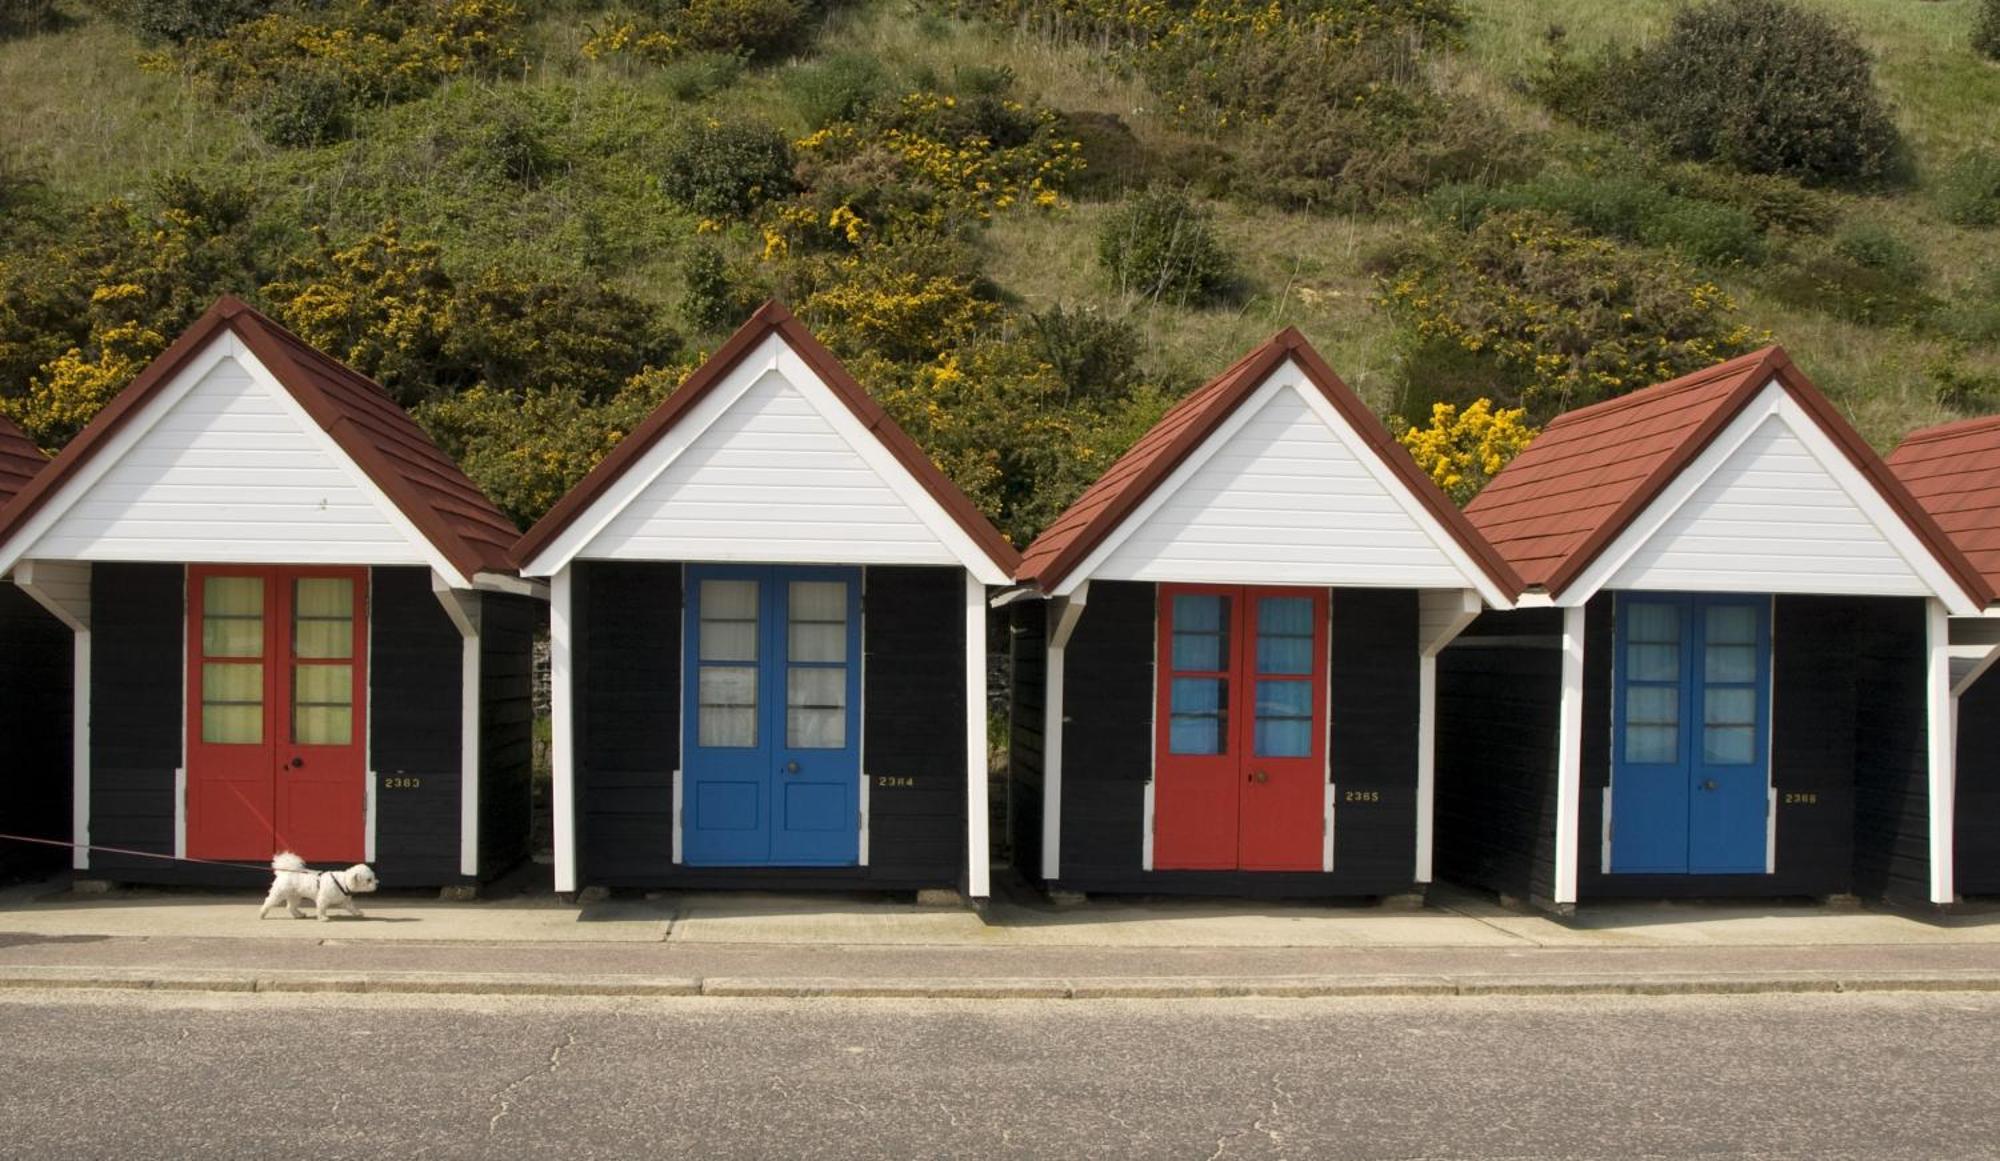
[519,334,1010,584]
[1049,361,1510,606]
[471,571,547,600]
[1560,384,1980,613]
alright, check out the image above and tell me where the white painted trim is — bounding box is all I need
[1562,386,1980,613]
[471,572,547,600]
[672,769,684,866]
[170,767,185,860]
[1042,637,1066,882]
[72,629,89,870]
[1601,786,1613,873]
[457,616,483,880]
[365,771,377,864]
[1766,785,1777,875]
[1953,640,2000,698]
[963,570,989,897]
[550,566,578,893]
[1048,364,1512,607]
[12,561,91,630]
[1039,588,1087,883]
[1927,598,1956,904]
[675,563,686,866]
[519,335,1009,584]
[1322,781,1336,873]
[1415,588,1482,882]
[1140,779,1154,871]
[1554,605,1586,905]
[0,336,470,586]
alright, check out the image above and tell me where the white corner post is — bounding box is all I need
[1926,597,1956,905]
[1041,584,1089,883]
[14,562,92,871]
[434,579,484,880]
[1554,603,1587,907]
[964,570,991,899]
[550,565,578,895]
[1416,588,1483,884]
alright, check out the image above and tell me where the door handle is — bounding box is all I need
[1701,779,1718,791]
[288,756,304,769]
[785,761,800,775]
[1247,770,1269,784]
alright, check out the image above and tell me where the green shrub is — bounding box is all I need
[1026,303,1141,404]
[1637,198,1765,266]
[1656,163,1837,235]
[582,0,818,66]
[125,0,271,43]
[655,51,743,102]
[1096,187,1237,306]
[1765,228,1936,328]
[658,118,796,219]
[1928,346,2000,413]
[680,241,757,332]
[783,53,886,128]
[1529,0,1899,185]
[251,71,350,149]
[0,0,62,38]
[1975,0,2000,61]
[1428,173,1765,265]
[1939,150,2000,228]
[1938,266,2000,345]
[1376,209,1764,414]
[1833,221,1927,281]
[1062,111,1149,199]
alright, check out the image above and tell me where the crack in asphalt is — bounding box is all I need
[487,1029,575,1136]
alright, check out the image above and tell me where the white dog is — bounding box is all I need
[258,851,378,921]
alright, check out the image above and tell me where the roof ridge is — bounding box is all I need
[1540,347,1783,431]
[1893,413,2000,449]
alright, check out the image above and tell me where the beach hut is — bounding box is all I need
[512,302,1019,899]
[1889,417,2000,898]
[1438,347,1990,912]
[0,415,70,880]
[0,296,541,889]
[1008,329,1520,899]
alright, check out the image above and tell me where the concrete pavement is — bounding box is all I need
[2,873,1998,999]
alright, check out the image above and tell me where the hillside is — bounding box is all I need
[0,0,1996,544]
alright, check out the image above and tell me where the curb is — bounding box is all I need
[2,968,1999,1000]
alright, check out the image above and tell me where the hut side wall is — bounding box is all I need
[0,584,72,881]
[479,591,540,880]
[1051,581,1421,898]
[1434,607,1563,904]
[1848,596,1933,904]
[1007,601,1047,885]
[572,561,967,890]
[1957,661,2000,897]
[370,567,464,885]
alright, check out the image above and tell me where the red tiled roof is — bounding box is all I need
[1888,414,2000,600]
[1465,346,1991,605]
[1015,328,1523,597]
[0,414,44,506]
[512,300,1021,577]
[0,296,522,582]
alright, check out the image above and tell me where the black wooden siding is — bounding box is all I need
[479,591,540,880]
[0,585,72,881]
[1048,581,1421,898]
[573,562,968,891]
[1437,594,1932,905]
[1956,661,2000,896]
[1434,608,1562,904]
[1846,596,1933,904]
[1007,601,1047,883]
[369,567,464,885]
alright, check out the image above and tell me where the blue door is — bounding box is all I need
[1611,593,1770,874]
[684,565,861,866]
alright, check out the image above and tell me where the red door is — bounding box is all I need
[1154,585,1327,871]
[186,566,368,862]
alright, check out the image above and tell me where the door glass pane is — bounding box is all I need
[1255,597,1314,675]
[1168,677,1227,755]
[1625,602,1681,644]
[1627,644,1679,682]
[1170,594,1229,672]
[1703,687,1758,764]
[202,663,263,744]
[699,580,759,662]
[1254,679,1313,757]
[1623,686,1678,764]
[202,576,264,658]
[788,581,847,663]
[698,665,757,747]
[292,663,354,745]
[1705,605,1757,645]
[292,578,354,659]
[787,667,846,749]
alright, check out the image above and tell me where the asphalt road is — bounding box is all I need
[0,989,1995,1160]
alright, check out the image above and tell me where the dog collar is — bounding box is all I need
[325,871,350,898]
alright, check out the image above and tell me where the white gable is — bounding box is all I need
[1582,383,1975,610]
[535,334,1006,580]
[1075,363,1502,599]
[11,343,434,571]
